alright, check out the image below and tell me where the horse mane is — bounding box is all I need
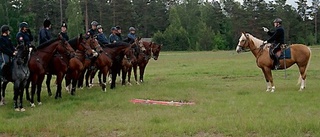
[244,33,265,49]
[68,36,79,50]
[37,38,59,50]
[102,42,130,48]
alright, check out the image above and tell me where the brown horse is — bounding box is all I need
[236,33,311,92]
[28,35,75,107]
[65,36,97,95]
[127,41,162,85]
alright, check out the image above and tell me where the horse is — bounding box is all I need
[127,41,162,85]
[94,42,137,89]
[0,44,30,111]
[65,36,97,95]
[27,35,75,107]
[235,32,311,92]
[44,36,85,99]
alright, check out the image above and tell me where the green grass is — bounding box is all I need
[0,48,320,136]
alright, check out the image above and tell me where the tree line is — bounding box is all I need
[0,0,319,51]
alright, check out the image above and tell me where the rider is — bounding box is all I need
[109,27,120,43]
[16,22,34,50]
[96,25,109,45]
[87,21,99,37]
[263,18,284,70]
[115,25,123,41]
[39,19,52,45]
[60,21,69,41]
[127,27,136,42]
[0,25,17,77]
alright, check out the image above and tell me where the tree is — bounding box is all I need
[66,0,84,38]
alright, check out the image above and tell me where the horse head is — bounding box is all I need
[15,44,29,65]
[150,42,162,60]
[236,32,251,53]
[75,34,95,58]
[124,45,136,65]
[57,34,75,58]
[89,36,103,53]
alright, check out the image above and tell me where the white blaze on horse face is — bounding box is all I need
[236,34,246,53]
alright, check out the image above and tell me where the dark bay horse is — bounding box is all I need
[96,42,136,89]
[236,33,311,92]
[65,36,97,95]
[28,35,75,107]
[127,41,162,85]
[45,51,74,99]
[1,44,30,111]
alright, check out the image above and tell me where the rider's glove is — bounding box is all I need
[262,27,269,32]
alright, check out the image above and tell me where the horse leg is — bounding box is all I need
[127,66,132,85]
[19,86,25,112]
[25,79,30,101]
[100,67,108,92]
[133,64,139,85]
[139,64,146,83]
[13,81,20,111]
[1,81,8,105]
[46,74,53,97]
[55,73,64,99]
[261,67,275,92]
[77,70,85,89]
[110,68,117,89]
[121,66,127,85]
[298,65,307,91]
[36,75,45,105]
[71,78,78,96]
[89,68,97,87]
[30,75,37,107]
[85,68,92,87]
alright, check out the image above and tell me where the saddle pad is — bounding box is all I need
[279,47,291,59]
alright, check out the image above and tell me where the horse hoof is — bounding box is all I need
[30,103,35,108]
[38,102,42,105]
[136,82,140,85]
[0,102,4,106]
[127,82,132,86]
[20,108,26,112]
[15,108,20,112]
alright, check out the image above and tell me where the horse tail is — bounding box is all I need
[297,46,311,85]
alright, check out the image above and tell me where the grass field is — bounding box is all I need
[0,48,319,137]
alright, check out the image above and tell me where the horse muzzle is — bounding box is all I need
[236,45,243,53]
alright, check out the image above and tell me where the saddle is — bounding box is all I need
[269,44,291,60]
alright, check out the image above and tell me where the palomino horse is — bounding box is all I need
[28,35,75,107]
[1,44,30,111]
[127,41,162,85]
[235,32,311,92]
[65,36,97,95]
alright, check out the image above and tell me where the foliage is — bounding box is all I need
[0,0,319,50]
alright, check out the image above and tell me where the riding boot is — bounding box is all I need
[273,54,280,70]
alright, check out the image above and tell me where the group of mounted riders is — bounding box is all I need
[0,18,162,111]
[0,19,138,73]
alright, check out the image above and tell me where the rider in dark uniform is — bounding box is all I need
[60,21,69,41]
[109,27,120,43]
[263,18,284,70]
[16,22,33,48]
[39,19,52,45]
[127,27,136,43]
[115,26,123,41]
[0,25,16,77]
[96,25,109,45]
[87,21,99,37]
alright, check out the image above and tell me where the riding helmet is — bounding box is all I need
[97,25,103,29]
[44,19,51,27]
[129,27,135,31]
[91,21,99,26]
[116,26,121,30]
[1,25,10,33]
[111,27,117,31]
[61,21,67,28]
[273,18,282,24]
[19,22,29,28]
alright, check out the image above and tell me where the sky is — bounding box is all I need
[231,0,313,8]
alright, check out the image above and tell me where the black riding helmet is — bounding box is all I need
[91,21,99,26]
[19,22,29,28]
[273,18,282,24]
[44,19,51,27]
[1,25,10,33]
[61,21,67,28]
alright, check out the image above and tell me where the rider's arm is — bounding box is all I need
[267,29,281,43]
[0,41,14,56]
